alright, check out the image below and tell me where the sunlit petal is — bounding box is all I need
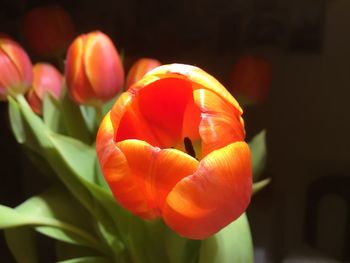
[145,64,242,113]
[194,89,245,156]
[65,36,95,104]
[85,33,124,100]
[98,117,200,220]
[163,141,252,239]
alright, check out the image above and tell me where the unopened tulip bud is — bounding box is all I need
[27,63,63,114]
[126,58,161,88]
[65,31,124,106]
[0,36,32,100]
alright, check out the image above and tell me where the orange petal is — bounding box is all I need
[137,77,196,147]
[126,58,161,89]
[0,39,32,87]
[117,77,201,148]
[116,140,198,217]
[84,32,124,101]
[27,88,42,114]
[97,115,199,219]
[113,92,161,147]
[141,64,242,114]
[97,113,153,218]
[193,89,245,157]
[162,141,252,239]
[0,48,21,93]
[65,36,95,104]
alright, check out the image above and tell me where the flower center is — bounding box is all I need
[184,137,196,158]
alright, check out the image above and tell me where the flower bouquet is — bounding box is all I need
[0,28,268,263]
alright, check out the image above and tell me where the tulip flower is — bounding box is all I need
[126,58,161,88]
[27,63,63,114]
[96,64,252,239]
[65,31,124,106]
[22,5,75,58]
[229,54,272,104]
[0,37,32,100]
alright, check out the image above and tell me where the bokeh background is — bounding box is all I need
[1,0,349,262]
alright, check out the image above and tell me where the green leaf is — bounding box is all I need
[94,158,110,189]
[4,227,38,263]
[102,96,118,116]
[22,146,57,179]
[199,213,254,263]
[253,178,271,195]
[8,96,25,143]
[56,241,101,261]
[42,93,66,134]
[249,130,267,181]
[15,94,52,150]
[16,187,99,248]
[57,257,111,263]
[0,205,31,228]
[48,133,96,183]
[61,91,92,144]
[164,227,201,263]
[80,105,97,134]
[12,94,128,259]
[0,189,106,254]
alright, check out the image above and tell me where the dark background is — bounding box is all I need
[1,0,350,262]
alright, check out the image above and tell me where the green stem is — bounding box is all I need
[60,88,92,144]
[94,102,103,127]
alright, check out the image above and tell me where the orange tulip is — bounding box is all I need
[65,31,124,106]
[27,63,63,114]
[96,64,252,239]
[230,54,272,104]
[126,58,161,88]
[22,5,75,57]
[0,36,32,100]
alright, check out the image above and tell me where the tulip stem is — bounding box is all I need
[94,103,103,126]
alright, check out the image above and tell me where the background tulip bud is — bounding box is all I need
[22,5,75,58]
[229,54,272,104]
[65,31,124,106]
[0,36,32,100]
[27,63,63,114]
[126,58,161,88]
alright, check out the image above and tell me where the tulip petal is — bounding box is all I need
[65,36,95,104]
[97,113,153,218]
[0,48,21,95]
[145,64,242,114]
[163,141,252,239]
[97,114,199,219]
[84,33,124,101]
[193,89,245,156]
[126,58,161,89]
[32,63,62,100]
[27,88,42,114]
[117,78,201,149]
[137,78,194,146]
[113,92,162,147]
[115,140,198,218]
[0,39,32,88]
